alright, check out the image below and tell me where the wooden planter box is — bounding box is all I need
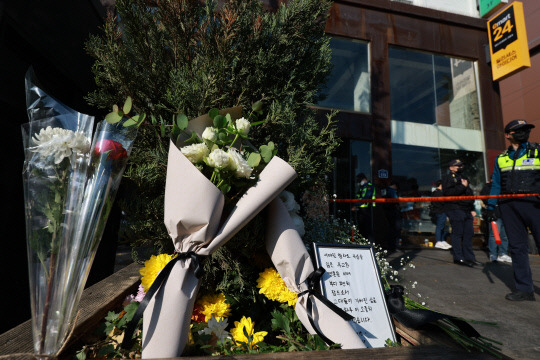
[0,263,503,360]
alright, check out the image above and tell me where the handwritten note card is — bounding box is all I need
[312,243,396,348]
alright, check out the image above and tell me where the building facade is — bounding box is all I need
[314,0,506,239]
[499,0,540,144]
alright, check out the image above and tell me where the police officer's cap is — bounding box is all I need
[448,159,463,167]
[504,119,535,133]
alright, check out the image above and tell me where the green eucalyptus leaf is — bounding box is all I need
[105,111,122,124]
[151,114,157,125]
[267,141,275,150]
[213,114,227,128]
[184,131,202,144]
[171,123,181,140]
[208,108,219,119]
[112,104,119,113]
[260,145,274,163]
[123,96,132,114]
[248,152,261,167]
[137,113,147,127]
[176,113,188,130]
[123,118,137,127]
[219,183,231,195]
[252,100,263,112]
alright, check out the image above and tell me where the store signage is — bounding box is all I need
[487,1,530,81]
[479,0,508,18]
[377,169,388,179]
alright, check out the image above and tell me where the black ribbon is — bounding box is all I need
[121,251,205,350]
[298,267,355,346]
[385,285,480,338]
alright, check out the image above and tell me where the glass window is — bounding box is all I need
[392,143,486,234]
[390,47,480,130]
[330,139,372,223]
[318,37,370,113]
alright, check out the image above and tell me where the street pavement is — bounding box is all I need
[387,247,540,360]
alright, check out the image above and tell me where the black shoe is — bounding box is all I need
[470,260,484,267]
[454,259,473,267]
[505,291,535,301]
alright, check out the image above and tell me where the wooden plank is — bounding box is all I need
[0,262,140,359]
[149,345,496,360]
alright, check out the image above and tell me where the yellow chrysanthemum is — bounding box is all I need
[139,254,175,292]
[230,316,267,349]
[256,268,298,306]
[197,293,232,322]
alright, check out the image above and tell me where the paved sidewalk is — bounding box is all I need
[387,248,540,360]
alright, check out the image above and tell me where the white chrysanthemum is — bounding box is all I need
[228,149,252,178]
[181,143,209,164]
[235,117,251,135]
[198,316,230,343]
[30,126,90,164]
[207,148,230,169]
[202,127,218,142]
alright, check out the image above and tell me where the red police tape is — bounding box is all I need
[330,193,540,204]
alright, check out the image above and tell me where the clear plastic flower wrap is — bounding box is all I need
[22,69,137,359]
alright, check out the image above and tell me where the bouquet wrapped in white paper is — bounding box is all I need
[22,70,137,359]
[128,106,365,358]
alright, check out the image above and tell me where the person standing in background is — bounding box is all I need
[442,159,482,267]
[353,173,375,242]
[487,119,540,301]
[431,180,451,250]
[382,180,402,251]
[480,179,511,263]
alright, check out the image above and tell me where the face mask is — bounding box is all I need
[512,129,530,143]
[456,167,464,174]
[360,180,366,185]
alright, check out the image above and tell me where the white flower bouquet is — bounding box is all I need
[129,106,365,358]
[22,70,137,359]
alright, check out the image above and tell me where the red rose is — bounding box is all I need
[95,139,128,160]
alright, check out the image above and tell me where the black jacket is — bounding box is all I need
[441,171,474,212]
[430,188,445,214]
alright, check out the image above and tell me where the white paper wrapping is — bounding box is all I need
[142,141,297,358]
[265,198,366,349]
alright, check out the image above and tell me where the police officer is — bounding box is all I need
[442,159,481,267]
[487,119,540,301]
[354,173,375,242]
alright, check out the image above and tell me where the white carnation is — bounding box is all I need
[202,127,218,142]
[207,148,230,169]
[235,117,251,135]
[30,126,90,164]
[180,143,209,164]
[228,149,253,178]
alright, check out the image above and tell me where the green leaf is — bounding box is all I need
[151,114,157,125]
[247,152,261,167]
[208,108,219,119]
[160,123,166,137]
[105,111,122,124]
[176,113,188,130]
[213,114,227,128]
[123,118,137,127]
[75,350,87,360]
[260,145,274,163]
[171,123,181,140]
[252,100,263,112]
[97,344,116,357]
[123,96,132,114]
[219,183,231,195]
[137,113,147,127]
[184,131,202,144]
